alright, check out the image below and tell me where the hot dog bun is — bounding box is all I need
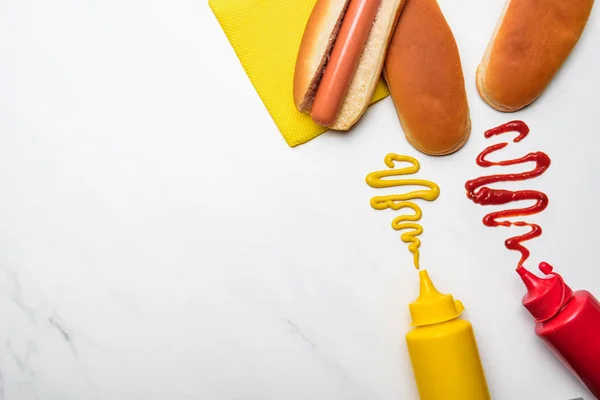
[477,0,594,112]
[384,0,470,156]
[294,0,404,130]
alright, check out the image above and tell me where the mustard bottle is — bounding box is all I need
[406,270,490,400]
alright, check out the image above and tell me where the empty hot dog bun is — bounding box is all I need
[384,0,470,156]
[477,0,595,112]
[294,0,404,130]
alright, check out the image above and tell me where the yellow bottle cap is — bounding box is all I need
[409,270,465,327]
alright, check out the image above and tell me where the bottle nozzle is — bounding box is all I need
[517,266,544,293]
[409,270,464,327]
[418,270,441,300]
[517,263,573,322]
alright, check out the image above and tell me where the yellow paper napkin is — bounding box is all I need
[209,0,389,147]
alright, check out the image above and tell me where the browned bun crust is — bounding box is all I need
[384,0,470,156]
[294,0,405,130]
[477,0,595,112]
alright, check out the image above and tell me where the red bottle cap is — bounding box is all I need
[517,262,573,322]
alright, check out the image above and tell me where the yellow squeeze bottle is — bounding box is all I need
[406,270,490,400]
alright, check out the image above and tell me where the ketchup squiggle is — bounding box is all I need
[465,121,551,268]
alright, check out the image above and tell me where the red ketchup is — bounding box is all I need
[465,120,551,267]
[518,262,600,398]
[466,121,600,396]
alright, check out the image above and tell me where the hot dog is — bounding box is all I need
[311,0,382,126]
[477,0,595,112]
[294,0,405,130]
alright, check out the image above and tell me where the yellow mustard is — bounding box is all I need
[407,270,491,400]
[365,154,439,269]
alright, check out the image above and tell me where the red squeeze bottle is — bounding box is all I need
[517,262,600,398]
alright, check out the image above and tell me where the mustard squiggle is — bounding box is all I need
[366,154,440,269]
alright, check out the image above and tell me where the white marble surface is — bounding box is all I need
[1,0,599,399]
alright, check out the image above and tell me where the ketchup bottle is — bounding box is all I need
[517,262,600,398]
